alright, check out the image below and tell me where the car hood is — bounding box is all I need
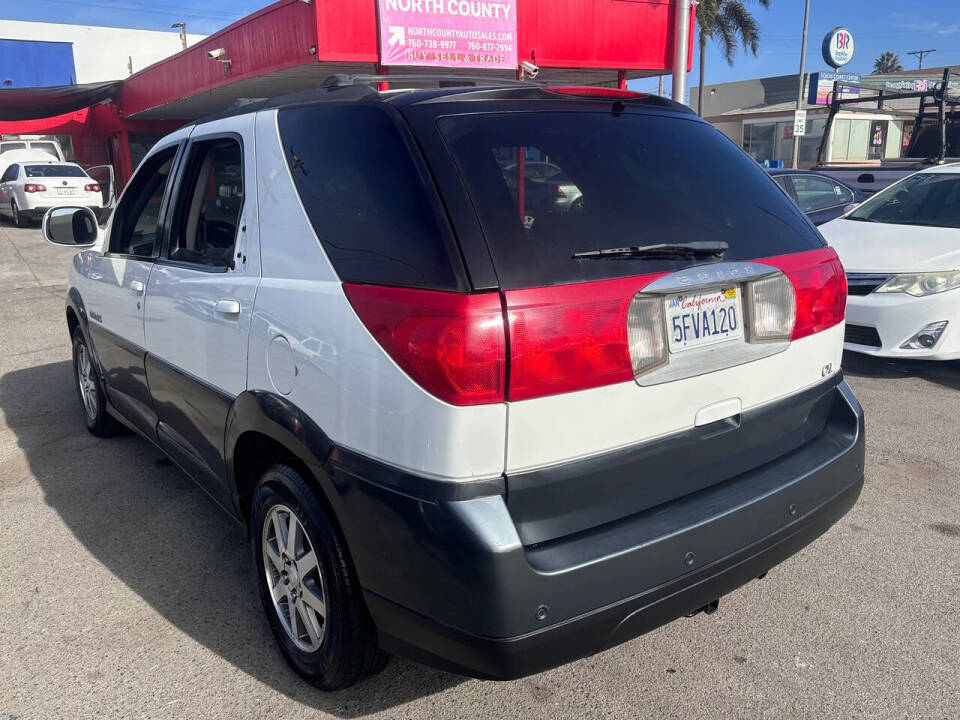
[818,218,960,273]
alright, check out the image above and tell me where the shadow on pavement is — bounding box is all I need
[841,350,960,392]
[0,359,464,716]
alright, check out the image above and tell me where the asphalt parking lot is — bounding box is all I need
[1,220,958,720]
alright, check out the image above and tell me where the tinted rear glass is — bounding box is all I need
[439,112,823,289]
[25,164,86,177]
[1,142,26,152]
[278,104,464,291]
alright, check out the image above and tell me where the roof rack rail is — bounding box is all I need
[322,73,534,89]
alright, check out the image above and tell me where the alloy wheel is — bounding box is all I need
[262,504,327,652]
[75,342,98,422]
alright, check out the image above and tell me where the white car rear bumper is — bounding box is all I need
[844,288,960,360]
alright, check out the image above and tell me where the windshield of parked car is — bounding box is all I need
[438,111,823,289]
[24,164,87,178]
[846,172,960,228]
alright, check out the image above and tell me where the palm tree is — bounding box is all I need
[697,0,771,117]
[873,51,903,74]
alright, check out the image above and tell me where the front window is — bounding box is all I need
[847,173,960,228]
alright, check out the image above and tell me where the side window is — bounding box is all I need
[1,165,17,182]
[772,175,792,195]
[833,183,854,204]
[110,147,177,257]
[167,138,243,268]
[791,175,844,212]
[278,104,461,290]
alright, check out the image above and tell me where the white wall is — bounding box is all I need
[0,19,206,84]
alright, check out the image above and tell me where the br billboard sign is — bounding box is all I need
[377,0,518,70]
[821,27,854,69]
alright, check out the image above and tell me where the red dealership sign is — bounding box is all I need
[377,0,518,70]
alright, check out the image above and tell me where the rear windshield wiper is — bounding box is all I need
[572,241,729,260]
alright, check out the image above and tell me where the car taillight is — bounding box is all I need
[85,183,101,192]
[24,184,46,193]
[504,273,664,401]
[343,283,505,406]
[345,248,845,406]
[745,273,796,342]
[762,247,846,340]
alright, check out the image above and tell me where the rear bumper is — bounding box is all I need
[326,378,865,680]
[366,474,862,679]
[21,201,102,217]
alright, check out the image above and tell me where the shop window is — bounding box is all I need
[743,122,776,163]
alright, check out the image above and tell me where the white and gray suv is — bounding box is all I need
[44,79,865,690]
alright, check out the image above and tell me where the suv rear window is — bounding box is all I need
[278,104,464,291]
[439,111,823,289]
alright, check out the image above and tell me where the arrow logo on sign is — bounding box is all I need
[388,26,405,47]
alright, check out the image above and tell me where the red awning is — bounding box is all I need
[0,82,121,121]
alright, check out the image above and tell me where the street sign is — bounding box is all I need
[794,109,807,137]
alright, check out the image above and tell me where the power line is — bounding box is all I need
[41,0,245,22]
[907,49,936,69]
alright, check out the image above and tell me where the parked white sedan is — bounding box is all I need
[0,161,103,228]
[820,164,960,360]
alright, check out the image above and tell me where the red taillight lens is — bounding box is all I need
[504,273,664,401]
[343,283,505,406]
[762,247,846,340]
[24,183,46,193]
[85,183,101,192]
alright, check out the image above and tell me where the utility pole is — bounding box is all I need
[672,0,691,103]
[658,74,664,96]
[171,22,188,51]
[907,49,935,70]
[791,0,811,169]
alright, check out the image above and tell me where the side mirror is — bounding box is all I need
[842,203,859,215]
[42,206,99,247]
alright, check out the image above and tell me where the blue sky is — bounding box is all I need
[1,0,958,92]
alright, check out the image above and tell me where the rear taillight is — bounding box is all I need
[85,183,101,192]
[763,247,846,340]
[343,283,505,406]
[745,273,796,342]
[24,184,46,193]
[345,248,845,406]
[504,274,663,401]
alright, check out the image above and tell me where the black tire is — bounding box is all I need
[251,464,389,690]
[71,330,120,437]
[12,200,29,228]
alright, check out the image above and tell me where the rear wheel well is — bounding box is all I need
[232,431,329,528]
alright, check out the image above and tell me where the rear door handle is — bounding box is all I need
[130,280,145,294]
[215,299,241,316]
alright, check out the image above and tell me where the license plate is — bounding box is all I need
[665,286,744,353]
[56,188,77,196]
